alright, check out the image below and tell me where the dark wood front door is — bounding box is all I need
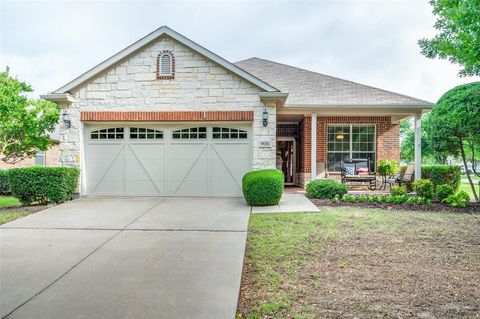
[276,139,295,184]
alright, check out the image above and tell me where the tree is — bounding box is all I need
[400,114,448,164]
[0,68,59,164]
[419,0,480,77]
[427,82,480,201]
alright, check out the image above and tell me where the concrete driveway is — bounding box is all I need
[0,197,250,319]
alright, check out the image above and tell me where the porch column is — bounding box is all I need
[311,113,317,181]
[414,113,422,179]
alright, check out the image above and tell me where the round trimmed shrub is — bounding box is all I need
[413,179,434,200]
[242,169,284,206]
[306,179,348,200]
[436,184,455,202]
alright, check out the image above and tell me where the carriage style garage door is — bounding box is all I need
[85,124,252,197]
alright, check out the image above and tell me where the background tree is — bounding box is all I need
[427,82,480,201]
[0,68,59,164]
[400,114,448,164]
[419,0,480,77]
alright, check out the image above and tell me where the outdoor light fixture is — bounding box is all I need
[62,112,71,128]
[262,108,269,127]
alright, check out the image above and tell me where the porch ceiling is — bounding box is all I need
[277,114,305,122]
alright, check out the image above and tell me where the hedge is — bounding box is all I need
[400,165,461,191]
[413,179,434,200]
[306,179,348,199]
[7,167,80,205]
[242,169,284,206]
[0,170,10,195]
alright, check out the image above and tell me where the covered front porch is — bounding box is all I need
[275,112,424,190]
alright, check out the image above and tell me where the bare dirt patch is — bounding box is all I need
[237,208,480,319]
[0,204,48,214]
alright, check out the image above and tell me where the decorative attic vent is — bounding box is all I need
[157,50,175,80]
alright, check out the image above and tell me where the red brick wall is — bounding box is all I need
[299,117,311,173]
[299,116,399,173]
[81,111,253,122]
[276,123,298,137]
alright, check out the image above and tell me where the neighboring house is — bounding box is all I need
[0,142,60,169]
[42,26,433,197]
[0,125,61,169]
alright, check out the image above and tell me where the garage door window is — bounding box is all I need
[212,127,248,139]
[91,128,124,140]
[130,127,163,139]
[172,127,207,139]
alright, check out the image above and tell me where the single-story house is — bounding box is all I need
[42,26,433,197]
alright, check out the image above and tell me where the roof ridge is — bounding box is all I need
[235,57,434,105]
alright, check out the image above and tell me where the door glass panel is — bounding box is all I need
[276,140,295,184]
[172,127,207,139]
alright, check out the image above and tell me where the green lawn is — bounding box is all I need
[237,207,480,319]
[460,182,479,199]
[0,196,21,208]
[0,211,30,225]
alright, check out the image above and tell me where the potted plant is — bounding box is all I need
[377,159,399,189]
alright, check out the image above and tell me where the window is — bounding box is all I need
[130,128,163,140]
[156,50,175,79]
[35,149,45,166]
[91,128,124,140]
[327,125,375,172]
[212,127,248,139]
[172,127,207,139]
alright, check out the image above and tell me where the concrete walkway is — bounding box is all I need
[251,193,319,213]
[0,197,250,319]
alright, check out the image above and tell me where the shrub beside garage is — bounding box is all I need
[242,169,284,206]
[7,167,80,205]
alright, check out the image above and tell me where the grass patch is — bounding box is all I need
[460,182,478,199]
[0,196,21,208]
[0,211,29,225]
[238,207,480,319]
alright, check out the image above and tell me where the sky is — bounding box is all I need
[1,0,479,102]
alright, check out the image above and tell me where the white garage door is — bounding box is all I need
[85,124,252,197]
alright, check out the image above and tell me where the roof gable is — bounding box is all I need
[235,57,433,107]
[53,26,278,94]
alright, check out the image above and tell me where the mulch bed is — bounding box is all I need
[311,198,480,213]
[0,204,49,214]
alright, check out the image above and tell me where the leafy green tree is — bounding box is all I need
[419,0,480,77]
[0,68,59,164]
[428,82,480,201]
[400,114,448,164]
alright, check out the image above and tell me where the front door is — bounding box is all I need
[276,138,295,185]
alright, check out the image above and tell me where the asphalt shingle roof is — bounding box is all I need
[234,57,433,106]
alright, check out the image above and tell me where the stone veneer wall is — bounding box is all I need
[58,35,276,184]
[298,115,400,186]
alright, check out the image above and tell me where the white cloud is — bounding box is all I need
[1,0,478,101]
